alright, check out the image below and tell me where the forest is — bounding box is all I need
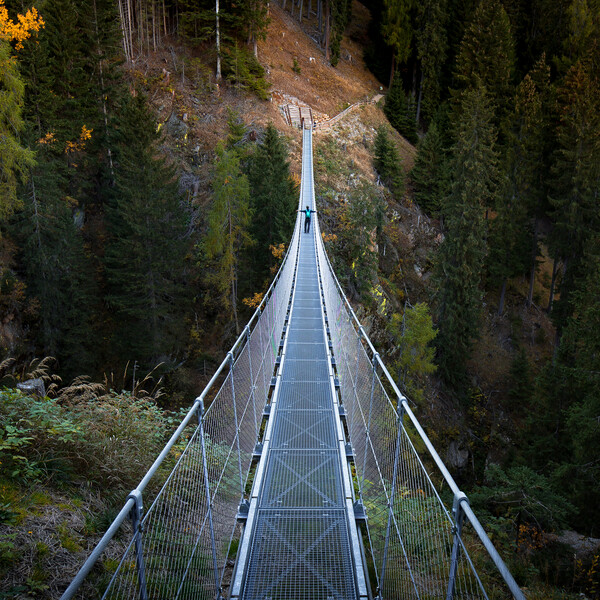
[0,0,599,597]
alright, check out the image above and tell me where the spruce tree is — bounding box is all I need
[247,123,297,284]
[453,0,516,128]
[414,0,448,123]
[434,87,498,388]
[104,94,190,368]
[548,51,600,334]
[381,0,414,84]
[15,157,96,378]
[0,39,34,220]
[373,126,404,199]
[205,144,253,335]
[384,74,417,144]
[410,121,449,216]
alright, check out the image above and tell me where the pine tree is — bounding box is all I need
[329,0,352,66]
[104,94,190,368]
[247,123,297,284]
[434,87,498,388]
[14,156,96,378]
[414,0,448,123]
[0,39,34,221]
[548,51,600,334]
[410,121,449,215]
[334,181,381,300]
[487,59,550,314]
[373,126,404,198]
[383,74,417,143]
[381,0,414,85]
[453,0,515,128]
[389,302,437,405]
[205,143,253,335]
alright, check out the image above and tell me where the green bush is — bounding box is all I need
[0,389,170,492]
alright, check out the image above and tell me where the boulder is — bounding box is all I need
[446,440,469,470]
[17,378,46,398]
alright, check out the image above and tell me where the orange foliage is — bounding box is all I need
[65,125,93,154]
[269,243,286,260]
[242,292,264,309]
[0,0,44,50]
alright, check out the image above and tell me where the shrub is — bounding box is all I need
[0,389,170,492]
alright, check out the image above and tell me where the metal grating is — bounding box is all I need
[282,358,330,381]
[285,341,327,360]
[261,450,344,507]
[276,381,333,410]
[270,409,337,449]
[242,509,357,600]
[287,328,325,344]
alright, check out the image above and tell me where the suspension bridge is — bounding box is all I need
[61,128,525,600]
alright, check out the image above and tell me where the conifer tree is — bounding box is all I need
[381,0,414,85]
[434,87,498,388]
[15,157,96,377]
[205,144,252,335]
[414,0,448,123]
[383,74,417,144]
[247,123,297,283]
[548,51,600,334]
[389,302,437,405]
[453,0,515,128]
[487,59,550,313]
[104,94,190,368]
[373,126,404,199]
[333,181,380,300]
[0,39,34,221]
[410,121,449,216]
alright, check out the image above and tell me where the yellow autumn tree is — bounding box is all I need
[0,0,44,221]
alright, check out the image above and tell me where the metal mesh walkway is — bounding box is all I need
[231,129,367,600]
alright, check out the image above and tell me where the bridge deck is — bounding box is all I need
[232,130,367,600]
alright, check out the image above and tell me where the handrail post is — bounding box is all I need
[198,400,223,599]
[446,491,468,600]
[378,402,405,599]
[127,490,148,600]
[228,351,244,497]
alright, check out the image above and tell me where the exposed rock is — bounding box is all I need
[550,531,600,561]
[446,440,469,470]
[17,378,46,398]
[166,112,189,138]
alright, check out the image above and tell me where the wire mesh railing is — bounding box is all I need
[60,213,302,600]
[313,205,525,600]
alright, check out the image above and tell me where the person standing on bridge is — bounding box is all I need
[303,206,315,233]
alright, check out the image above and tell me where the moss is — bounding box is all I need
[57,522,82,553]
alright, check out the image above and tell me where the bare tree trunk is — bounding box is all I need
[163,0,167,35]
[324,0,330,60]
[498,278,507,315]
[308,0,312,18]
[117,0,130,62]
[299,0,303,22]
[216,0,222,81]
[547,257,559,312]
[416,68,423,124]
[526,216,539,307]
[282,0,287,12]
[92,0,115,182]
[152,0,157,51]
[317,0,322,31]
